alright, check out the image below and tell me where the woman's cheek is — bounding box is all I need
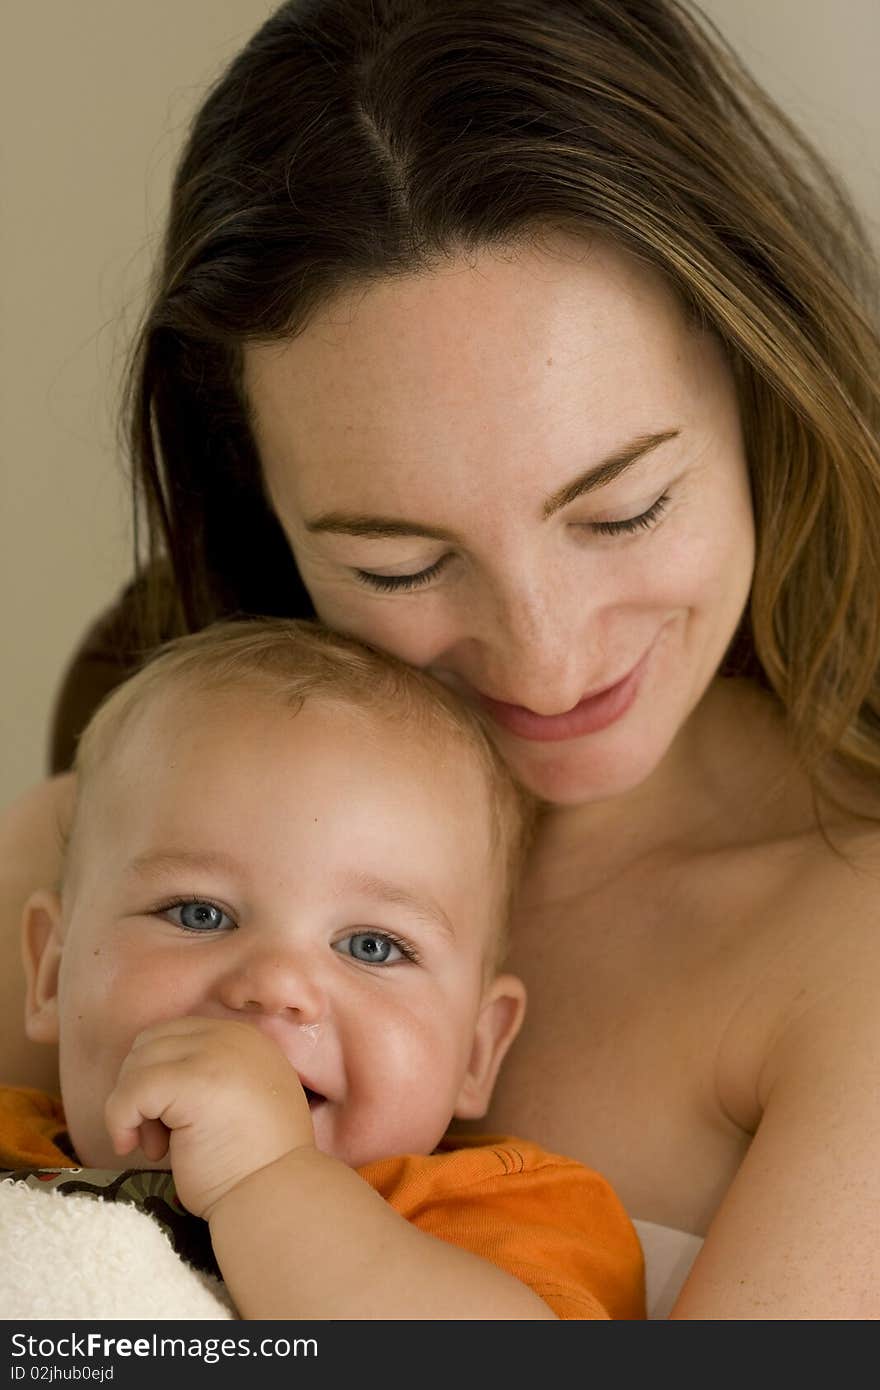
[311,583,450,668]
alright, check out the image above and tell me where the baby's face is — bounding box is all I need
[37,688,514,1169]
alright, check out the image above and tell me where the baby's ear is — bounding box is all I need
[21,890,64,1045]
[453,974,527,1121]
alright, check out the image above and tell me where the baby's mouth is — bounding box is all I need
[304,1087,326,1110]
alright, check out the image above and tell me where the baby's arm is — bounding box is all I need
[106,1018,557,1320]
[211,1148,559,1320]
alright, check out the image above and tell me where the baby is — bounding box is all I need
[11,619,644,1319]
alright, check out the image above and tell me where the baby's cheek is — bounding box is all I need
[59,1075,112,1167]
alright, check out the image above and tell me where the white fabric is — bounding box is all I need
[633,1218,703,1319]
[0,1179,235,1320]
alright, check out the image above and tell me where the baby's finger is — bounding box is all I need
[138,1117,171,1162]
[128,1016,226,1053]
[108,1124,139,1158]
[105,1077,171,1157]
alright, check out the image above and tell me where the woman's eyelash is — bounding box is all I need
[354,492,669,593]
[355,555,450,593]
[591,491,670,536]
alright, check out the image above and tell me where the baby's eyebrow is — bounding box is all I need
[125,849,240,880]
[123,855,455,938]
[340,871,456,940]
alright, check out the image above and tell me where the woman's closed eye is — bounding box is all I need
[332,929,419,965]
[158,898,237,933]
[353,490,671,592]
[587,490,670,537]
[354,554,452,594]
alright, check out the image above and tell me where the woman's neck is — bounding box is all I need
[533,677,810,873]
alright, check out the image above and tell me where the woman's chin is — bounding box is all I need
[504,735,668,807]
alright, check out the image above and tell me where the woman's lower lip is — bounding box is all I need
[476,653,649,743]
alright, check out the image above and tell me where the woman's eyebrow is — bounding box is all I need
[303,427,679,540]
[304,514,457,541]
[541,429,680,518]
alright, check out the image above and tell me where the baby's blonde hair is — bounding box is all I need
[71,618,534,969]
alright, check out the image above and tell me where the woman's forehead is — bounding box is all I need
[244,235,707,500]
[246,235,686,389]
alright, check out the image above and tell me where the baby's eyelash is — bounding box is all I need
[154,895,237,932]
[355,556,451,594]
[341,928,422,964]
[591,492,670,536]
[376,930,421,964]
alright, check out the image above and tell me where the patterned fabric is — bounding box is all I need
[0,1086,645,1319]
[0,1166,219,1278]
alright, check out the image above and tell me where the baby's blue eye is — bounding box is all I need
[333,931,408,965]
[165,901,233,932]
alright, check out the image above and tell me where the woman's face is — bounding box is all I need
[245,234,755,804]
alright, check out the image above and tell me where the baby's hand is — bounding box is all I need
[104,1016,314,1218]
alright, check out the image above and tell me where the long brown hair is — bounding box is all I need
[126,0,880,784]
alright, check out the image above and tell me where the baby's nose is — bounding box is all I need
[219,951,326,1021]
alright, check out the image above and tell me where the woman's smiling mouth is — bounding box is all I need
[474,649,652,742]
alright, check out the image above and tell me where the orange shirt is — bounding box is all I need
[0,1086,644,1319]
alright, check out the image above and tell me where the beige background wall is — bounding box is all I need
[2,0,878,809]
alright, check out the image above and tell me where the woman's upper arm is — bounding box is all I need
[671,886,880,1319]
[0,774,75,1089]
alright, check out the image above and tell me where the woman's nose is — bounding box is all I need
[474,580,592,714]
[217,948,326,1021]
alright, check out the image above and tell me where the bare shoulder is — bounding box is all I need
[712,703,880,949]
[754,801,880,1023]
[677,805,880,1317]
[708,781,880,1131]
[781,782,880,943]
